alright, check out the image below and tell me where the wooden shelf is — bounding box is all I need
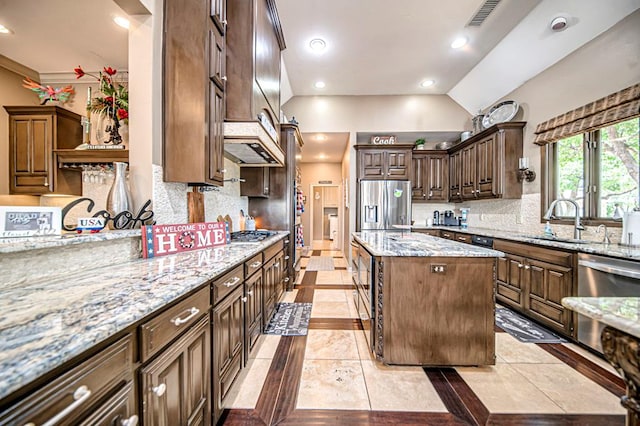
[54,149,129,168]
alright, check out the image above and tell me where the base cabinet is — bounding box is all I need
[140,315,211,426]
[494,239,576,337]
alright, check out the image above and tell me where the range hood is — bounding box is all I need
[224,115,285,166]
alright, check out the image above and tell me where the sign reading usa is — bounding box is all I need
[142,221,230,258]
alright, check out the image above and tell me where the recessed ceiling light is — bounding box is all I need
[309,38,327,52]
[113,16,130,29]
[314,81,326,89]
[315,134,327,141]
[318,154,327,160]
[420,80,435,88]
[550,16,568,32]
[0,24,13,34]
[450,36,468,49]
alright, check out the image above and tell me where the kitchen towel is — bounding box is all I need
[495,308,567,343]
[264,302,312,336]
[305,256,335,271]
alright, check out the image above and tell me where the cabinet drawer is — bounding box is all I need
[212,265,244,305]
[440,231,455,240]
[264,239,284,262]
[140,286,210,362]
[245,253,263,278]
[0,335,133,426]
[77,381,136,426]
[455,233,472,244]
[494,239,574,267]
[15,175,48,186]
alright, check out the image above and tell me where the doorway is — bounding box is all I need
[309,184,341,250]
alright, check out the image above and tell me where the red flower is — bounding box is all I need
[103,66,117,76]
[104,96,114,104]
[74,66,85,79]
[117,108,128,120]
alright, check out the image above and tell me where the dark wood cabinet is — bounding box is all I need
[77,382,137,426]
[411,151,448,202]
[494,239,576,337]
[262,254,278,327]
[448,122,524,202]
[164,0,225,185]
[4,106,82,195]
[141,315,211,426]
[245,266,263,360]
[212,285,244,421]
[356,145,412,180]
[241,168,270,197]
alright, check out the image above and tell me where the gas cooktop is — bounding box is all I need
[230,230,275,242]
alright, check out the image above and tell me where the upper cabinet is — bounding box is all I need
[411,151,448,202]
[356,145,413,181]
[163,0,226,185]
[4,106,82,195]
[449,122,525,202]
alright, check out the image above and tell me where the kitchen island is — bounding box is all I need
[352,230,503,366]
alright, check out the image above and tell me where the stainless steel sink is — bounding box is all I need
[523,235,596,244]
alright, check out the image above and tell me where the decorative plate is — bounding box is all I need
[482,100,519,128]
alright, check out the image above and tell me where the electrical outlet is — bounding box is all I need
[516,215,523,224]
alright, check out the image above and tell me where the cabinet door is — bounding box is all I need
[9,115,53,193]
[213,286,243,419]
[526,259,573,335]
[460,144,477,200]
[426,154,448,201]
[496,253,526,309]
[245,270,263,358]
[476,135,496,198]
[359,150,385,179]
[77,382,137,426]
[209,0,227,33]
[208,82,225,185]
[240,168,270,197]
[411,154,426,201]
[141,315,210,426]
[208,27,226,90]
[323,186,339,207]
[448,151,462,201]
[262,257,277,325]
[385,149,410,179]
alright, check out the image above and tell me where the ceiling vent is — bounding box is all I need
[467,0,502,26]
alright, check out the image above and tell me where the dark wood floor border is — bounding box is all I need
[254,336,294,424]
[296,284,352,290]
[280,409,465,425]
[294,286,315,303]
[309,318,363,330]
[425,368,489,426]
[335,266,347,270]
[311,250,322,256]
[217,409,265,425]
[270,336,308,424]
[537,343,626,397]
[488,413,625,425]
[300,271,317,285]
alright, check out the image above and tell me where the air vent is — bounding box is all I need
[467,0,501,26]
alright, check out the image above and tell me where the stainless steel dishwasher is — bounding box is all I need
[577,253,640,354]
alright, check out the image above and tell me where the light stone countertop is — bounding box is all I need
[411,225,640,261]
[0,232,287,402]
[0,229,141,254]
[353,230,504,257]
[562,297,640,339]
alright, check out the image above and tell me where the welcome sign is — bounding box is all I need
[142,221,230,258]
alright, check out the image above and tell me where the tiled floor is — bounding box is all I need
[220,240,627,425]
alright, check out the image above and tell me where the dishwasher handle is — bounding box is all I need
[579,259,640,280]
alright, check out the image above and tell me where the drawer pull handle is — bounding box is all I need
[152,383,167,397]
[28,385,91,426]
[171,307,200,326]
[285,240,290,244]
[285,255,290,260]
[250,261,262,268]
[223,276,241,287]
[274,262,280,267]
[121,415,139,426]
[457,237,466,241]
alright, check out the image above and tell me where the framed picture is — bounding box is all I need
[0,206,62,237]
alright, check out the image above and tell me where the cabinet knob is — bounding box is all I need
[285,255,290,260]
[284,277,290,282]
[247,290,253,296]
[524,265,531,270]
[219,169,227,173]
[222,19,228,25]
[44,178,49,187]
[242,296,248,303]
[274,262,280,267]
[221,75,228,81]
[121,415,139,426]
[518,263,524,268]
[152,383,167,397]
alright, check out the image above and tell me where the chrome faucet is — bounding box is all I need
[596,224,611,245]
[543,199,585,240]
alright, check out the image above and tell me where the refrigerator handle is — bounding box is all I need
[364,205,378,223]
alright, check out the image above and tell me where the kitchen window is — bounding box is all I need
[537,84,640,225]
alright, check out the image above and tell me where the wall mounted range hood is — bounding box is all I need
[224,114,285,166]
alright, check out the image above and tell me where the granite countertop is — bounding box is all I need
[0,229,141,254]
[353,230,504,257]
[562,297,640,339]
[0,232,287,402]
[411,225,640,261]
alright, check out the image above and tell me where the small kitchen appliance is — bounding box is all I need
[442,210,457,226]
[621,209,640,246]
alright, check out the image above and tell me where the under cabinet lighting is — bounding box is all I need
[113,16,130,29]
[0,24,13,34]
[314,81,326,89]
[315,134,327,141]
[451,36,468,49]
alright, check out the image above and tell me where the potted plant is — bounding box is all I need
[415,138,425,150]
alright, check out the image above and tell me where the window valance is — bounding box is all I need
[533,83,640,146]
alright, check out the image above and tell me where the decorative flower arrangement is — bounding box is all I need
[22,77,75,105]
[74,65,128,144]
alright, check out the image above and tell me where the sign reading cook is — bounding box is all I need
[370,135,396,145]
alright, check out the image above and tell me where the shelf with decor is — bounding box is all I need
[54,149,129,169]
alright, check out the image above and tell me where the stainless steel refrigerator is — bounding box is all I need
[359,180,411,230]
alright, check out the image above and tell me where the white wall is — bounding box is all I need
[299,163,343,245]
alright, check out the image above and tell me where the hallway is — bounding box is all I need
[219,241,626,425]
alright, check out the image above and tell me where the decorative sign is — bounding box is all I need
[76,217,106,233]
[61,198,155,231]
[370,135,396,145]
[318,180,332,184]
[142,221,230,259]
[0,206,62,238]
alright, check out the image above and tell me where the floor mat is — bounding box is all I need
[264,302,313,336]
[305,256,335,271]
[496,307,567,343]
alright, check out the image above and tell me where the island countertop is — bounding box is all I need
[562,297,640,339]
[353,230,504,257]
[0,232,288,403]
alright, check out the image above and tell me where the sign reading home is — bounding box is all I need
[142,221,230,258]
[370,135,396,145]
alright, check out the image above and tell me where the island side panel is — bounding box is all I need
[382,256,496,366]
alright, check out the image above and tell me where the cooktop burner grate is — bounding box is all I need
[230,230,275,242]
